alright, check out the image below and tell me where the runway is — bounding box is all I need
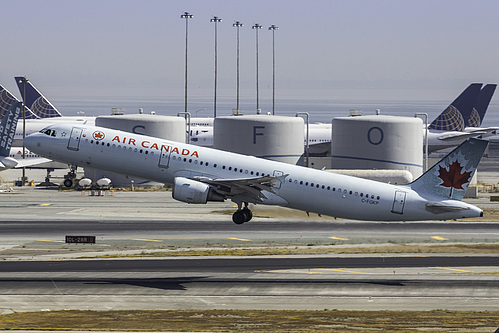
[1,256,498,312]
[0,187,498,312]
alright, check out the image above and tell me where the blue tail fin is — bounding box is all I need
[0,84,38,120]
[409,138,488,200]
[429,84,482,131]
[0,101,22,157]
[15,77,62,118]
[467,84,496,127]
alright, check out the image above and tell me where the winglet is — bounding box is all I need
[409,138,488,200]
[429,83,482,131]
[15,77,62,118]
[0,101,22,157]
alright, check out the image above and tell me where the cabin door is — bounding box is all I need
[391,190,406,214]
[158,145,172,168]
[67,127,83,151]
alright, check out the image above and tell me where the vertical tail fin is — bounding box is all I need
[15,77,62,118]
[0,101,22,157]
[0,84,38,120]
[467,84,496,127]
[429,84,482,131]
[409,138,488,200]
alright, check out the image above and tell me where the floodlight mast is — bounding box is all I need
[211,16,222,118]
[252,24,262,113]
[180,12,193,115]
[19,76,29,185]
[233,21,243,113]
[268,25,279,115]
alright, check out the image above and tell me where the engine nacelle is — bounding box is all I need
[172,177,224,204]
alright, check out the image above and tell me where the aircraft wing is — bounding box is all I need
[192,175,283,202]
[14,157,54,168]
[437,131,487,141]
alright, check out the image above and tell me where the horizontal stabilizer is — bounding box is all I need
[426,202,470,214]
[437,131,487,141]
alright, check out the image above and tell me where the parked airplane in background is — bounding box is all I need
[14,77,62,118]
[463,84,498,137]
[426,83,492,153]
[0,101,22,170]
[0,84,38,120]
[0,101,54,172]
[24,122,487,223]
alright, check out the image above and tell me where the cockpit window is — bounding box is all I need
[40,128,57,137]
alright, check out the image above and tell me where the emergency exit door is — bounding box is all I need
[391,191,406,214]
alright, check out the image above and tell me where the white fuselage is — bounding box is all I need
[24,124,482,221]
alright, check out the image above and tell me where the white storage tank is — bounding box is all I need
[95,114,185,142]
[331,115,423,178]
[214,115,304,165]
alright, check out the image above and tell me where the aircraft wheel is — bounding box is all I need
[232,210,246,224]
[242,208,253,222]
[63,179,73,188]
[232,209,253,224]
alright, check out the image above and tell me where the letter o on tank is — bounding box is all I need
[367,126,383,145]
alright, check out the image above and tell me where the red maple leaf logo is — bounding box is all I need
[93,131,105,141]
[438,161,472,197]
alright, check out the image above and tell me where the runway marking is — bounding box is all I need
[132,238,162,242]
[40,203,52,206]
[318,268,373,275]
[431,236,449,241]
[430,267,472,273]
[328,236,350,241]
[228,237,252,242]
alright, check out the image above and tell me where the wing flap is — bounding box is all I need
[192,175,284,203]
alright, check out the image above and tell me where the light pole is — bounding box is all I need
[211,16,221,118]
[180,12,193,115]
[268,25,278,115]
[252,23,262,113]
[233,21,243,114]
[18,76,28,185]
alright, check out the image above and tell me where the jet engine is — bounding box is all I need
[172,177,224,204]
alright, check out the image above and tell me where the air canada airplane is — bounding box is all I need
[24,123,487,223]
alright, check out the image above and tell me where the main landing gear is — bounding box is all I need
[232,202,253,224]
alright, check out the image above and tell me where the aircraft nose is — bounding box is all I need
[23,133,40,151]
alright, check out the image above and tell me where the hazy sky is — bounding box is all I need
[2,0,499,104]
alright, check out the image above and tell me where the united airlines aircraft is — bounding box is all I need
[24,123,487,223]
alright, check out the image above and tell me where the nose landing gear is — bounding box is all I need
[232,202,253,224]
[63,165,78,188]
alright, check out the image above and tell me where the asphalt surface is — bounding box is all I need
[0,185,498,312]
